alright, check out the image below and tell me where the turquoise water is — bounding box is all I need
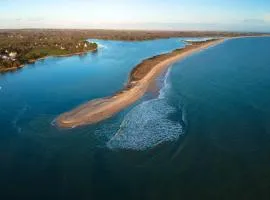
[1,37,270,199]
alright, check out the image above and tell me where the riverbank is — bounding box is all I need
[56,38,225,128]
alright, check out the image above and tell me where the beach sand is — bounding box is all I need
[56,38,225,128]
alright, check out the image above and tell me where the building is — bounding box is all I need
[9,52,17,59]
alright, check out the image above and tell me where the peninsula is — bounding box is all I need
[56,38,225,128]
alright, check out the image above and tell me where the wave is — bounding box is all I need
[107,99,183,150]
[158,67,172,99]
[107,67,183,151]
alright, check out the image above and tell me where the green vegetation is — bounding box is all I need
[0,29,265,72]
[0,31,98,72]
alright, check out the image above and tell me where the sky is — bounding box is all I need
[0,0,270,32]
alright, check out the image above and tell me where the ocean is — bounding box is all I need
[0,36,270,199]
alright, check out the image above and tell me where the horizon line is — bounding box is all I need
[0,28,269,34]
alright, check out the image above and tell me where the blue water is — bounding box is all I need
[0,38,186,138]
[1,36,270,199]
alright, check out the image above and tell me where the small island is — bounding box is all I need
[0,31,98,72]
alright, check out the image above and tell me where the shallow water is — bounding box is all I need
[1,37,270,199]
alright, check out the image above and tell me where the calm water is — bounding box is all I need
[1,37,270,199]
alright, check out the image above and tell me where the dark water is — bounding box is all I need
[1,37,270,199]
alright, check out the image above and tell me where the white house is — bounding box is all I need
[1,55,8,60]
[9,52,17,58]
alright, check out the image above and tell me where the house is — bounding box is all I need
[9,52,17,59]
[1,55,8,60]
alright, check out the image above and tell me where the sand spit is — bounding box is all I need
[56,38,225,128]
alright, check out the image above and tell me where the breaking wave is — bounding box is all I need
[158,67,172,99]
[107,68,183,151]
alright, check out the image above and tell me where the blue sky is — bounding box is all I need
[0,0,270,32]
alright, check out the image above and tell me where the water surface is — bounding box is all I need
[1,37,270,199]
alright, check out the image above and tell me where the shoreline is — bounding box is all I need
[0,48,98,73]
[56,38,225,128]
[2,35,269,74]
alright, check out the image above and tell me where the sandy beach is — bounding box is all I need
[56,38,225,128]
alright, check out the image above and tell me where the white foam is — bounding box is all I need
[107,69,183,151]
[107,99,183,150]
[158,67,172,99]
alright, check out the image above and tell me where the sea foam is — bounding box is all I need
[107,67,183,151]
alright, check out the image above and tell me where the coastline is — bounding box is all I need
[56,38,225,128]
[0,48,98,73]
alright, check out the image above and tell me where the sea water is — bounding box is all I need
[1,37,270,199]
